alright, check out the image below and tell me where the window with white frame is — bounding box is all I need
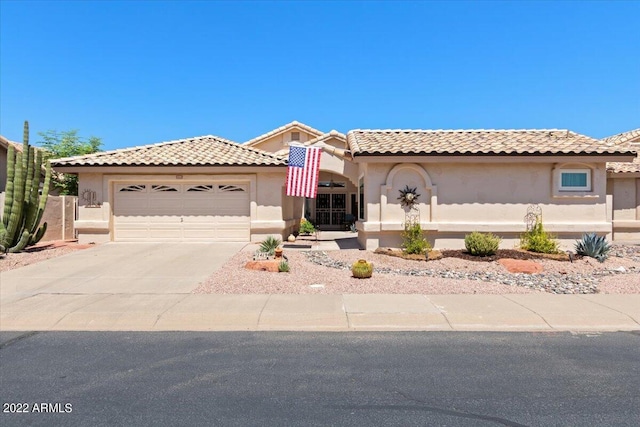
[559,169,591,191]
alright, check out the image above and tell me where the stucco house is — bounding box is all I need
[51,121,637,249]
[0,135,22,192]
[605,129,640,240]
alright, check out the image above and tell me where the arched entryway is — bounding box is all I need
[305,171,358,230]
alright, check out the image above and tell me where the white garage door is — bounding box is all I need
[113,182,250,242]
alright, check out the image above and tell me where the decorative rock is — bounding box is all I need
[245,260,280,272]
[498,258,543,274]
[288,234,296,242]
[303,250,633,295]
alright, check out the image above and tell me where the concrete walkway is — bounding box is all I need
[1,292,638,332]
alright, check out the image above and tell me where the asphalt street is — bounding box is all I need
[0,331,638,426]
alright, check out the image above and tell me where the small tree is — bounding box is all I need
[37,130,102,195]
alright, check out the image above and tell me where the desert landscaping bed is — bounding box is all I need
[196,245,640,295]
[0,241,94,272]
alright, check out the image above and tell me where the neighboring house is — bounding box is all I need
[51,122,637,249]
[0,135,23,192]
[605,129,640,240]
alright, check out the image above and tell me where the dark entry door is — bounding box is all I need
[315,193,346,229]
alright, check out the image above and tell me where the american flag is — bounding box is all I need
[286,145,322,198]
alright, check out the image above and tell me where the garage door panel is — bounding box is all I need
[148,226,183,239]
[182,216,216,224]
[114,181,250,242]
[182,226,218,239]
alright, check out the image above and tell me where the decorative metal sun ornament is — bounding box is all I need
[398,185,420,209]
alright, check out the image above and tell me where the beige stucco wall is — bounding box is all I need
[609,176,640,240]
[40,195,76,241]
[0,193,75,243]
[356,160,610,250]
[248,129,317,154]
[73,168,298,243]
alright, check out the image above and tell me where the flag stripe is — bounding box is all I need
[286,146,321,198]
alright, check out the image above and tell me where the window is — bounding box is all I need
[119,184,146,192]
[151,185,179,192]
[318,181,346,188]
[291,131,300,141]
[187,185,214,192]
[218,185,245,192]
[559,169,591,191]
[358,177,365,220]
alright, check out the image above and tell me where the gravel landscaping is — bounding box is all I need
[3,239,637,295]
[0,241,94,272]
[195,245,640,295]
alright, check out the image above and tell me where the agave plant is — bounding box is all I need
[574,233,611,263]
[278,260,290,273]
[259,236,282,256]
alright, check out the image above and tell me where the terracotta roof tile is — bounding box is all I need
[602,128,640,145]
[607,156,640,174]
[347,129,634,156]
[244,120,324,146]
[51,135,286,167]
[304,130,347,147]
[602,129,640,174]
[0,135,24,152]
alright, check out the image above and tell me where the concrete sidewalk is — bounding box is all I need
[1,293,638,332]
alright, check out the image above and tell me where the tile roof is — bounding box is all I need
[603,129,640,174]
[305,130,347,147]
[244,120,324,146]
[602,128,640,145]
[269,131,349,158]
[51,135,287,167]
[346,129,635,156]
[607,156,640,174]
[0,135,24,152]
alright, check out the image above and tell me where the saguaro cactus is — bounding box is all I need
[0,121,52,253]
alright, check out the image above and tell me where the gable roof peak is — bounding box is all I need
[244,120,324,146]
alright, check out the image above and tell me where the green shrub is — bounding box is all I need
[299,219,316,234]
[520,218,560,254]
[464,232,501,256]
[278,260,290,272]
[401,222,431,255]
[575,233,611,263]
[259,236,281,256]
[352,259,373,278]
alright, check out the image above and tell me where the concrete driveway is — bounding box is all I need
[0,242,246,304]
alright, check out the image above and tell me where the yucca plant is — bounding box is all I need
[278,260,290,273]
[575,233,611,263]
[259,236,282,256]
[352,259,373,279]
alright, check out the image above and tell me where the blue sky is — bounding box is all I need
[1,1,638,151]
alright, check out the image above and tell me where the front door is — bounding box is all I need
[315,193,346,229]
